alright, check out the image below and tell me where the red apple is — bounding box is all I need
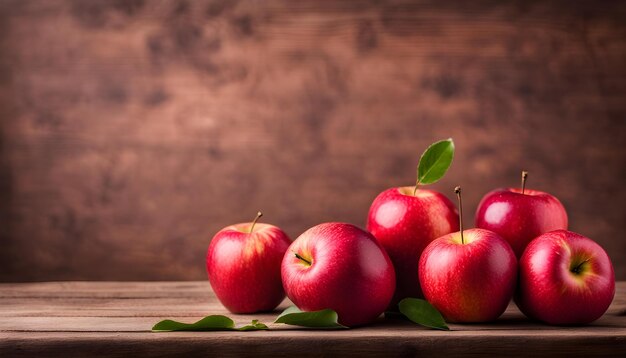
[516,230,615,325]
[475,172,568,258]
[206,212,291,313]
[367,186,459,303]
[419,187,517,322]
[281,222,395,327]
[419,228,517,322]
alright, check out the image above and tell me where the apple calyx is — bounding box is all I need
[521,170,528,195]
[293,252,312,266]
[454,186,465,244]
[570,258,590,275]
[249,211,263,233]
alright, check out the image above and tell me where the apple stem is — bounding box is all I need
[294,252,312,265]
[413,179,421,196]
[521,170,528,195]
[454,186,464,244]
[249,211,263,233]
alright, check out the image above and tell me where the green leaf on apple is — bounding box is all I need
[152,315,269,332]
[417,138,455,185]
[398,298,450,331]
[274,306,348,329]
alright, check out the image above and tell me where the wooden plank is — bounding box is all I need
[1,331,624,357]
[0,281,625,356]
[1,315,625,333]
[0,281,214,297]
[2,280,624,300]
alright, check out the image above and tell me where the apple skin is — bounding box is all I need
[206,222,291,313]
[419,228,517,322]
[281,222,395,327]
[475,188,568,258]
[367,187,459,304]
[515,230,615,325]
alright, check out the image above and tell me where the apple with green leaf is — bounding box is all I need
[281,222,395,327]
[516,230,615,325]
[206,212,291,313]
[475,171,568,258]
[419,187,517,322]
[367,139,459,305]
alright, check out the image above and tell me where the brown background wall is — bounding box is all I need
[0,0,624,282]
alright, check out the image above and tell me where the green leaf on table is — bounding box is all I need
[238,319,269,331]
[417,138,455,185]
[398,298,450,331]
[152,315,268,332]
[274,306,348,329]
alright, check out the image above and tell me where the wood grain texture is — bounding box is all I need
[0,281,625,357]
[0,0,625,281]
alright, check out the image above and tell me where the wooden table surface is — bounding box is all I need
[1,281,625,357]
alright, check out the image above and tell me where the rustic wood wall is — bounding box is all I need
[0,0,624,281]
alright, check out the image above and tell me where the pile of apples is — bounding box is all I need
[206,140,615,328]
